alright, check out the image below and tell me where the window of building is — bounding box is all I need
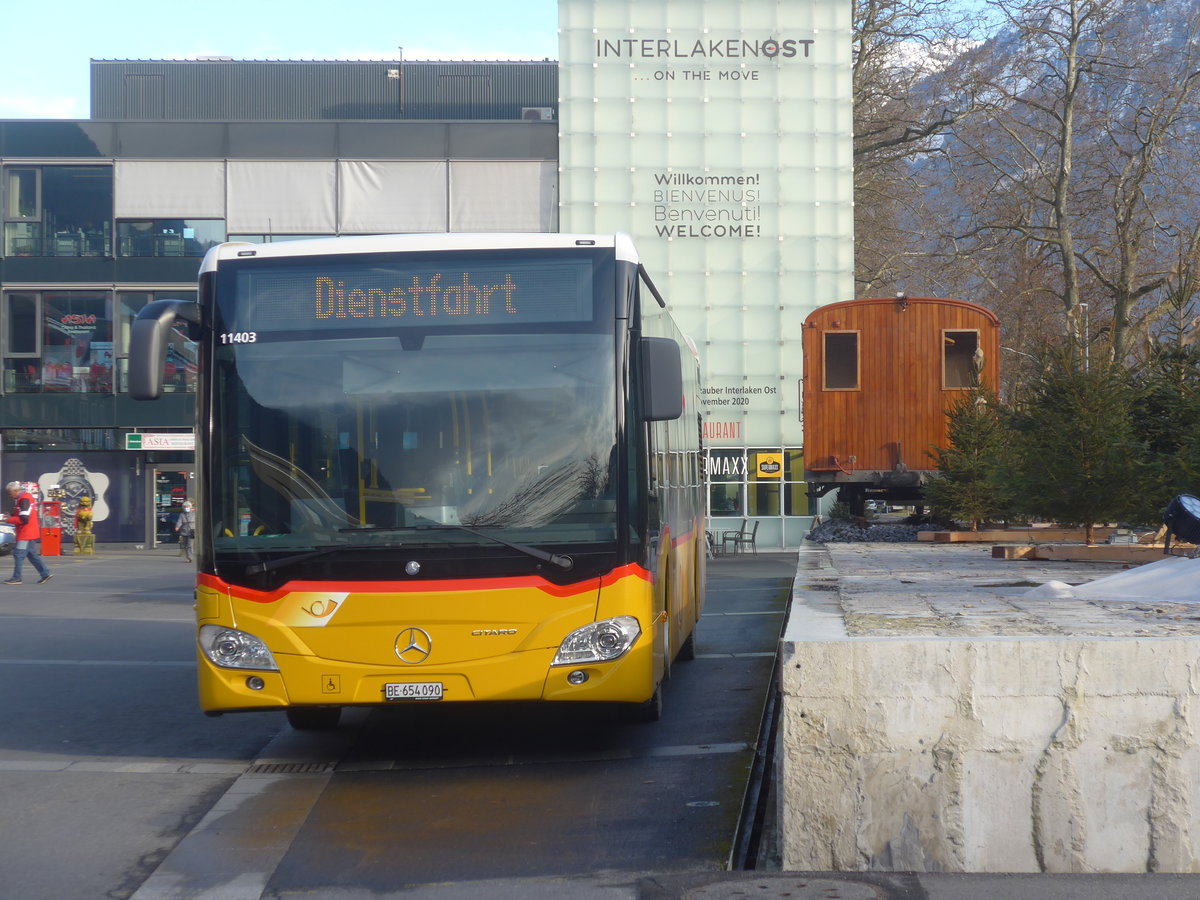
[116,292,197,393]
[783,448,809,516]
[3,291,112,393]
[707,446,808,520]
[4,293,40,391]
[2,166,113,257]
[43,292,113,392]
[3,168,40,256]
[823,331,859,390]
[707,449,745,516]
[117,219,225,257]
[944,330,981,389]
[2,428,117,452]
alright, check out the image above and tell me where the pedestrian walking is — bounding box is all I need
[4,481,52,584]
[175,499,196,563]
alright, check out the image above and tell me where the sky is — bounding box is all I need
[0,0,561,119]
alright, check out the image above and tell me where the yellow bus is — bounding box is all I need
[130,233,705,728]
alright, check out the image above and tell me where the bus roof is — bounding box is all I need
[200,233,641,273]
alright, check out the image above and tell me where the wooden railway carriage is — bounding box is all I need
[801,295,1001,515]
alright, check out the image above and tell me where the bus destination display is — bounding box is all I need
[234,257,595,334]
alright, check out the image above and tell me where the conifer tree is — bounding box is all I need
[1008,352,1144,543]
[924,387,1014,530]
[1129,345,1200,520]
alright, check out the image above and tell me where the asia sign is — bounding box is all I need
[125,433,195,451]
[558,0,854,450]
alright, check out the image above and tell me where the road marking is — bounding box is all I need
[702,609,786,615]
[0,759,246,774]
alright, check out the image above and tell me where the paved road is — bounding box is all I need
[0,548,281,900]
[6,545,1199,899]
[0,546,796,899]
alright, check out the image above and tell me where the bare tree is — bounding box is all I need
[852,0,990,294]
[1060,0,1200,363]
[918,0,1200,367]
[947,0,1124,364]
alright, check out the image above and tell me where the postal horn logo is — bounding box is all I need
[302,598,339,618]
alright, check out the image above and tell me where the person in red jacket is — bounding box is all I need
[5,481,52,585]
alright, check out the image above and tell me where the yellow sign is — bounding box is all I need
[756,453,783,478]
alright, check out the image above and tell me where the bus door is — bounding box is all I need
[152,467,194,548]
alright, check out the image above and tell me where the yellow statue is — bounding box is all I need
[74,496,95,555]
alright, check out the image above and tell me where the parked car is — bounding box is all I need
[0,522,14,556]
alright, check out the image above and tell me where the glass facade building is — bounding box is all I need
[558,0,855,548]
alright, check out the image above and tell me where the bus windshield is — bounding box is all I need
[209,250,619,565]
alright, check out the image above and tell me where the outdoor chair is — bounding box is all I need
[720,519,747,555]
[724,520,758,555]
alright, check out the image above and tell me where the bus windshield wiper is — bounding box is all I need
[244,542,401,575]
[340,523,573,571]
[425,524,574,571]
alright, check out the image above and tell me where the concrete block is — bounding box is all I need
[777,546,1200,874]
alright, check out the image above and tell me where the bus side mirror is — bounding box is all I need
[129,299,200,400]
[640,336,684,422]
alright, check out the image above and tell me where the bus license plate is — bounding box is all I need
[385,682,443,701]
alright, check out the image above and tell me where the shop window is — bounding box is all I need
[706,447,811,522]
[943,330,981,389]
[3,166,112,257]
[42,293,113,393]
[117,219,225,257]
[783,448,809,516]
[706,449,745,516]
[748,448,783,517]
[823,331,859,390]
[2,291,114,393]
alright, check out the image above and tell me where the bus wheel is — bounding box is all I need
[629,686,663,723]
[677,630,696,662]
[286,706,342,730]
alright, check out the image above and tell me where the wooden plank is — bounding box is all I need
[924,528,1118,543]
[1004,544,1192,564]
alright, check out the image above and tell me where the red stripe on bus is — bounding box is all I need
[198,563,651,605]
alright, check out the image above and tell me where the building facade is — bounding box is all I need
[557,0,854,549]
[0,61,559,548]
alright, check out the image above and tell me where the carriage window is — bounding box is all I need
[823,331,859,390]
[944,330,980,389]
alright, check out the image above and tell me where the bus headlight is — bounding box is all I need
[552,616,641,666]
[199,625,279,671]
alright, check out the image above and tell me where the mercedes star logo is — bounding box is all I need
[395,627,432,664]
